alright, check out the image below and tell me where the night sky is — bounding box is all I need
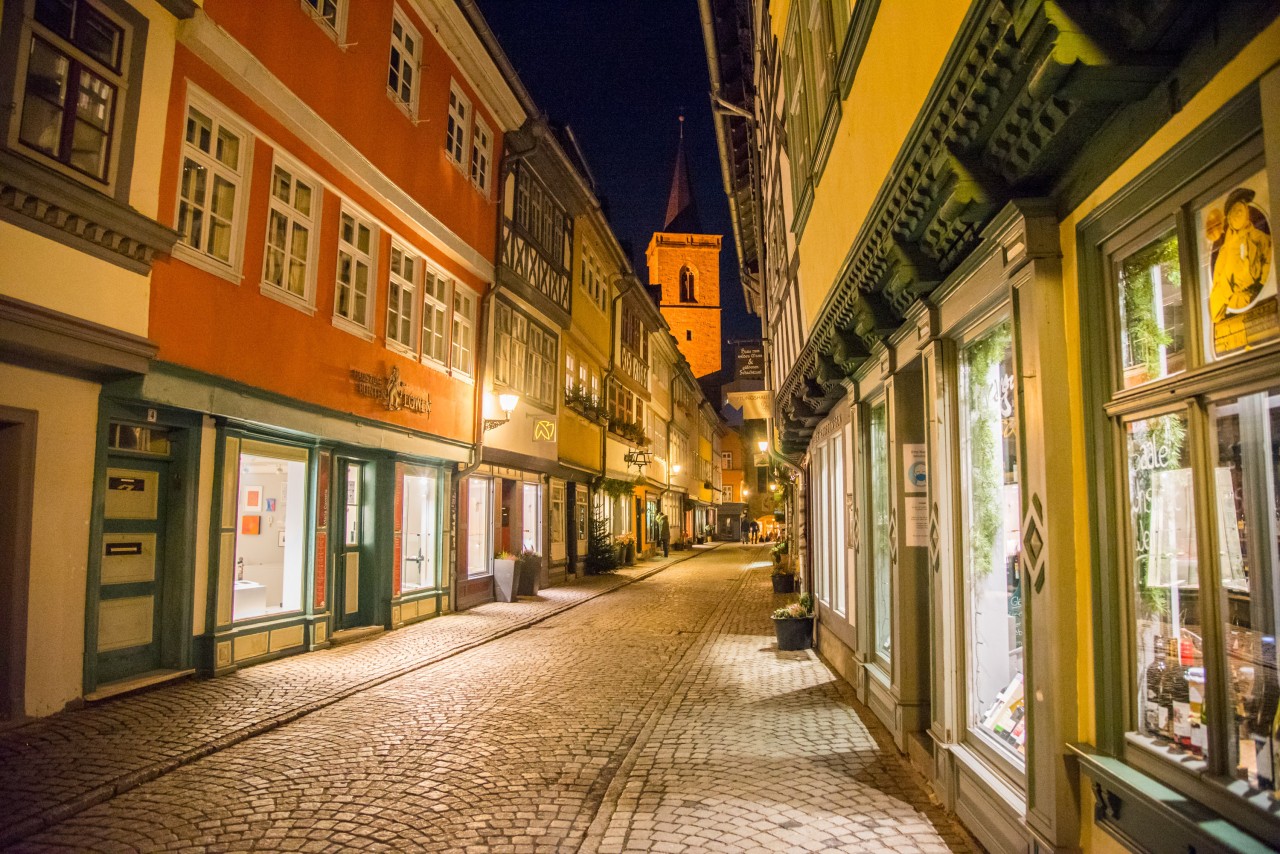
[474,0,758,362]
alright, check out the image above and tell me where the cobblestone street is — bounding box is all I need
[3,546,972,853]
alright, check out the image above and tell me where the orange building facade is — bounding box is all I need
[88,0,526,687]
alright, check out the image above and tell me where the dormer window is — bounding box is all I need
[679,265,695,302]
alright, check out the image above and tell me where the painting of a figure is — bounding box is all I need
[1198,170,1276,355]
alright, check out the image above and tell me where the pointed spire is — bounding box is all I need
[663,114,702,233]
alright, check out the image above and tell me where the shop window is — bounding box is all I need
[551,483,565,544]
[1117,229,1186,388]
[1197,170,1278,359]
[387,8,419,116]
[445,82,469,168]
[262,157,318,304]
[176,98,249,273]
[465,476,491,578]
[334,207,375,330]
[386,241,417,350]
[960,319,1026,765]
[522,483,542,553]
[869,401,891,665]
[1211,390,1279,790]
[1081,107,1280,830]
[401,470,438,591]
[232,445,308,622]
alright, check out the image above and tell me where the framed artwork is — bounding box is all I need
[265,498,277,512]
[241,515,261,535]
[243,486,262,511]
[1197,168,1276,357]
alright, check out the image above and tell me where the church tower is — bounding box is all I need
[647,117,722,379]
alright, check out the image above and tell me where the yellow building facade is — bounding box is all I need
[703,0,1280,850]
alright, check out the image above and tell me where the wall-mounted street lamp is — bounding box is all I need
[757,439,769,453]
[743,488,750,498]
[483,393,519,432]
[672,463,682,474]
[769,482,778,492]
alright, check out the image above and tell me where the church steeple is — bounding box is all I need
[663,115,702,234]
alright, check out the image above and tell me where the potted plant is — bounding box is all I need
[493,551,517,603]
[614,533,636,565]
[515,548,542,596]
[771,565,796,593]
[772,593,814,650]
[770,540,789,566]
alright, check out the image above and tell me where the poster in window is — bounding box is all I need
[1197,169,1276,357]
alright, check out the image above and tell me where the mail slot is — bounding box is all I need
[108,476,146,492]
[105,541,144,556]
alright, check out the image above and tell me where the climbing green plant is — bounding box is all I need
[964,321,1013,579]
[1119,234,1179,379]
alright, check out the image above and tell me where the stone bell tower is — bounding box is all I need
[647,116,722,378]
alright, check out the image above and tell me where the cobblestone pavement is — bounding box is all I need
[5,545,973,853]
[0,550,705,847]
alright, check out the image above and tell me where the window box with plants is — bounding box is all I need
[564,385,606,423]
[772,593,814,650]
[607,416,649,446]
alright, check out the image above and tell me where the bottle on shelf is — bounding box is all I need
[1145,635,1168,737]
[1168,637,1194,750]
[1254,636,1278,792]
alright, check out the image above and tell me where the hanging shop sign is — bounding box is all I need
[350,366,430,415]
[533,419,557,442]
[734,342,765,381]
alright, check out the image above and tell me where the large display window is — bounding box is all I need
[959,318,1026,766]
[1092,138,1280,824]
[232,442,308,621]
[465,476,492,579]
[869,400,891,665]
[401,468,439,591]
[521,482,542,552]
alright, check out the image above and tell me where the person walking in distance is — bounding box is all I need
[749,520,760,544]
[740,515,750,544]
[658,512,670,558]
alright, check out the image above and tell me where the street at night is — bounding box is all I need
[3,0,1280,850]
[2,547,969,852]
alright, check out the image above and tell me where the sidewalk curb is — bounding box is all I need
[0,543,721,849]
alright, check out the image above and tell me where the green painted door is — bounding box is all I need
[334,458,372,629]
[96,455,168,683]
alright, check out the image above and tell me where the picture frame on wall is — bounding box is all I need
[241,515,261,535]
[266,498,277,512]
[243,486,262,511]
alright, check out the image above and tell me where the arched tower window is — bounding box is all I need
[678,266,695,302]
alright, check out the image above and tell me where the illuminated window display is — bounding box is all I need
[401,470,438,591]
[233,445,307,621]
[960,319,1025,764]
[869,401,891,665]
[466,477,492,578]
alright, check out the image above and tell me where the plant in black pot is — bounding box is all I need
[515,548,542,596]
[771,593,814,651]
[771,564,796,593]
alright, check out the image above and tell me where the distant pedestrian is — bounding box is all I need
[739,516,750,544]
[659,512,670,558]
[750,520,760,544]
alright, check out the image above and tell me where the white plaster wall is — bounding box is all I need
[0,363,100,716]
